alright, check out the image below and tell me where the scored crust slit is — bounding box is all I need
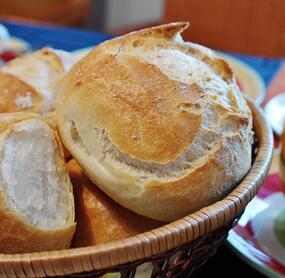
[0,113,75,254]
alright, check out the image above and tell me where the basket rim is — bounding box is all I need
[0,99,273,277]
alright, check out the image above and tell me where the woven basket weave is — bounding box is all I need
[0,100,273,278]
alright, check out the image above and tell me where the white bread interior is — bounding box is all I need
[0,112,75,253]
[0,48,76,114]
[56,22,253,221]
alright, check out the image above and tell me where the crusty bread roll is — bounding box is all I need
[0,48,76,114]
[67,159,163,247]
[56,22,253,221]
[0,112,75,253]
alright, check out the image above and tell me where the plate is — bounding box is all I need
[218,53,266,105]
[264,93,285,136]
[0,23,30,53]
[227,151,285,278]
[72,48,266,105]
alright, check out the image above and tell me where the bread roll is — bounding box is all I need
[0,48,76,114]
[0,113,75,253]
[56,22,253,221]
[67,159,163,247]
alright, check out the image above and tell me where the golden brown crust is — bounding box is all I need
[0,112,75,253]
[57,23,253,221]
[67,160,163,247]
[0,48,75,114]
[139,136,246,219]
[42,111,72,161]
[0,112,39,133]
[0,199,75,253]
[0,72,43,113]
[65,54,202,163]
[93,22,190,54]
[35,47,65,72]
[3,47,65,77]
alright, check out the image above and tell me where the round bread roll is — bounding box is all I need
[0,112,75,253]
[56,22,253,221]
[0,47,76,114]
[67,159,163,247]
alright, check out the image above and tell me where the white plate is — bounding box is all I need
[227,151,285,278]
[264,93,285,136]
[218,52,266,105]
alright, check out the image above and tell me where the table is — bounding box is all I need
[1,20,284,278]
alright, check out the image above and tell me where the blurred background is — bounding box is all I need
[0,0,284,57]
[0,1,285,277]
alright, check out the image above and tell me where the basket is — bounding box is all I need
[0,100,273,278]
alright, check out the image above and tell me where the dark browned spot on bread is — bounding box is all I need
[76,81,82,86]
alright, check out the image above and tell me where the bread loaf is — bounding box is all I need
[56,22,253,221]
[0,48,76,114]
[67,159,162,247]
[0,113,75,253]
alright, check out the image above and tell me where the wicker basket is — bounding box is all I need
[0,100,273,278]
